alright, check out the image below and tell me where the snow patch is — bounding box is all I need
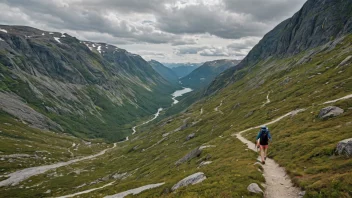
[42,33,45,36]
[54,37,61,44]
[61,34,66,37]
[97,46,101,53]
[0,29,7,33]
[0,38,4,42]
[49,32,54,34]
[92,44,96,47]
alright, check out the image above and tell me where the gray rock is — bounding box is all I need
[338,55,352,67]
[336,138,352,157]
[299,191,306,197]
[247,183,263,194]
[318,106,344,119]
[198,161,212,167]
[186,133,195,141]
[175,147,202,166]
[171,172,206,191]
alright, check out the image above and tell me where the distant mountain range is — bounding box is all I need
[148,60,180,85]
[180,59,241,89]
[163,62,202,78]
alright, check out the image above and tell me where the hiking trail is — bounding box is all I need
[233,109,305,197]
[233,93,352,197]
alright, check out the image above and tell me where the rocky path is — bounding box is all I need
[0,143,117,187]
[232,109,306,198]
[236,131,301,198]
[233,93,352,197]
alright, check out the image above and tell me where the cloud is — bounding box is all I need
[156,3,270,39]
[0,0,307,62]
[199,47,230,57]
[224,0,307,22]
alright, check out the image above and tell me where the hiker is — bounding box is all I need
[256,126,272,164]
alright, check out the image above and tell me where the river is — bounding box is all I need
[171,87,193,104]
[130,87,193,135]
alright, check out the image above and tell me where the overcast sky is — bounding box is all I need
[0,0,306,63]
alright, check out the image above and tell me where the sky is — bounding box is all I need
[0,0,307,63]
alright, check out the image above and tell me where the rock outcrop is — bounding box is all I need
[318,106,344,119]
[171,172,206,191]
[336,138,352,157]
[186,133,195,141]
[175,147,201,166]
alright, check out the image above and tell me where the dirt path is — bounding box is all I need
[0,143,117,187]
[322,93,352,104]
[233,109,305,198]
[261,92,271,107]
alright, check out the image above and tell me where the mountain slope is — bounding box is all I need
[206,0,352,95]
[0,25,177,141]
[149,60,180,85]
[1,0,352,197]
[180,59,240,89]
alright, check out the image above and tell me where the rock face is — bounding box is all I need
[0,25,177,141]
[318,106,344,119]
[247,183,263,194]
[336,138,352,157]
[206,0,352,95]
[0,92,63,131]
[175,147,201,166]
[171,172,206,191]
[186,133,195,141]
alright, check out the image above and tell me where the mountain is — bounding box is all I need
[0,25,177,141]
[163,63,202,78]
[148,60,180,85]
[180,59,240,89]
[1,0,352,197]
[206,0,352,95]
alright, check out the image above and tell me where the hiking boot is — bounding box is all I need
[262,161,265,165]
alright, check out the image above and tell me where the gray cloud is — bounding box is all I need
[224,0,307,22]
[156,4,269,39]
[0,0,307,62]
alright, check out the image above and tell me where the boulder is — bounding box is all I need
[171,172,206,191]
[336,138,352,157]
[186,133,195,141]
[175,147,202,166]
[247,183,263,194]
[318,106,344,119]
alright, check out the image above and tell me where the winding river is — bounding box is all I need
[131,87,193,135]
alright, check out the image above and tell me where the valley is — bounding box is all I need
[0,0,352,197]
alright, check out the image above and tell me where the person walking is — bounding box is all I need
[256,126,272,164]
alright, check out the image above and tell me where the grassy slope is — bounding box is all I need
[0,111,109,175]
[0,36,351,197]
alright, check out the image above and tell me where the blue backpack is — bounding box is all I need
[259,128,269,145]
